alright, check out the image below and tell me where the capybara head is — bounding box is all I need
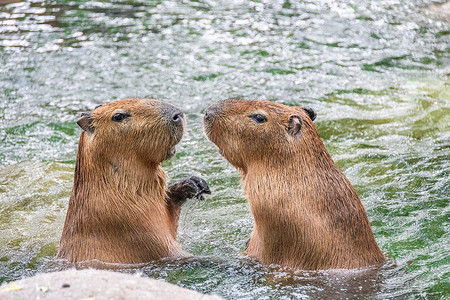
[203,99,318,170]
[77,98,185,164]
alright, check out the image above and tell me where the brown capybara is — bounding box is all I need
[203,99,385,270]
[57,98,210,264]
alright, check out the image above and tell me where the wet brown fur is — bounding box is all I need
[57,98,187,264]
[204,99,385,270]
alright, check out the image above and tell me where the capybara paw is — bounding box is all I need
[183,176,211,200]
[167,176,211,203]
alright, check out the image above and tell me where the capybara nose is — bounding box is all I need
[164,105,184,125]
[204,104,221,121]
[171,112,183,123]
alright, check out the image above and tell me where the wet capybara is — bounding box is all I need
[57,98,210,264]
[203,99,385,270]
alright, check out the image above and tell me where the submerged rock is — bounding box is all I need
[0,269,222,300]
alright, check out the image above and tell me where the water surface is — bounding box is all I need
[0,0,449,298]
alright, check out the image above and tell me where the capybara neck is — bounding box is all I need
[74,132,166,195]
[58,98,186,264]
[204,99,385,270]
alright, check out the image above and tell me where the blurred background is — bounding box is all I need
[0,0,449,298]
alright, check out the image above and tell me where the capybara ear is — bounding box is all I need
[303,107,317,121]
[288,115,302,136]
[77,111,94,133]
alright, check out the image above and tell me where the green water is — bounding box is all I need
[0,0,449,298]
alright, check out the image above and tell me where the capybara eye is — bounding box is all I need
[112,113,130,122]
[250,114,267,123]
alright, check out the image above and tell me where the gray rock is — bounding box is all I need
[0,269,223,300]
[429,2,450,20]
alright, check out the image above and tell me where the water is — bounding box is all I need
[0,0,449,298]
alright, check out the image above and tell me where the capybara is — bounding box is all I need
[57,98,210,264]
[203,99,385,270]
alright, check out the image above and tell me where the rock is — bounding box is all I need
[429,2,450,21]
[0,269,223,300]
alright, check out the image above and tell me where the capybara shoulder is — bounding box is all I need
[204,99,385,270]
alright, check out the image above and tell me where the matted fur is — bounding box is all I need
[204,99,385,270]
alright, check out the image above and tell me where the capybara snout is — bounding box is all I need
[204,100,227,122]
[157,101,185,126]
